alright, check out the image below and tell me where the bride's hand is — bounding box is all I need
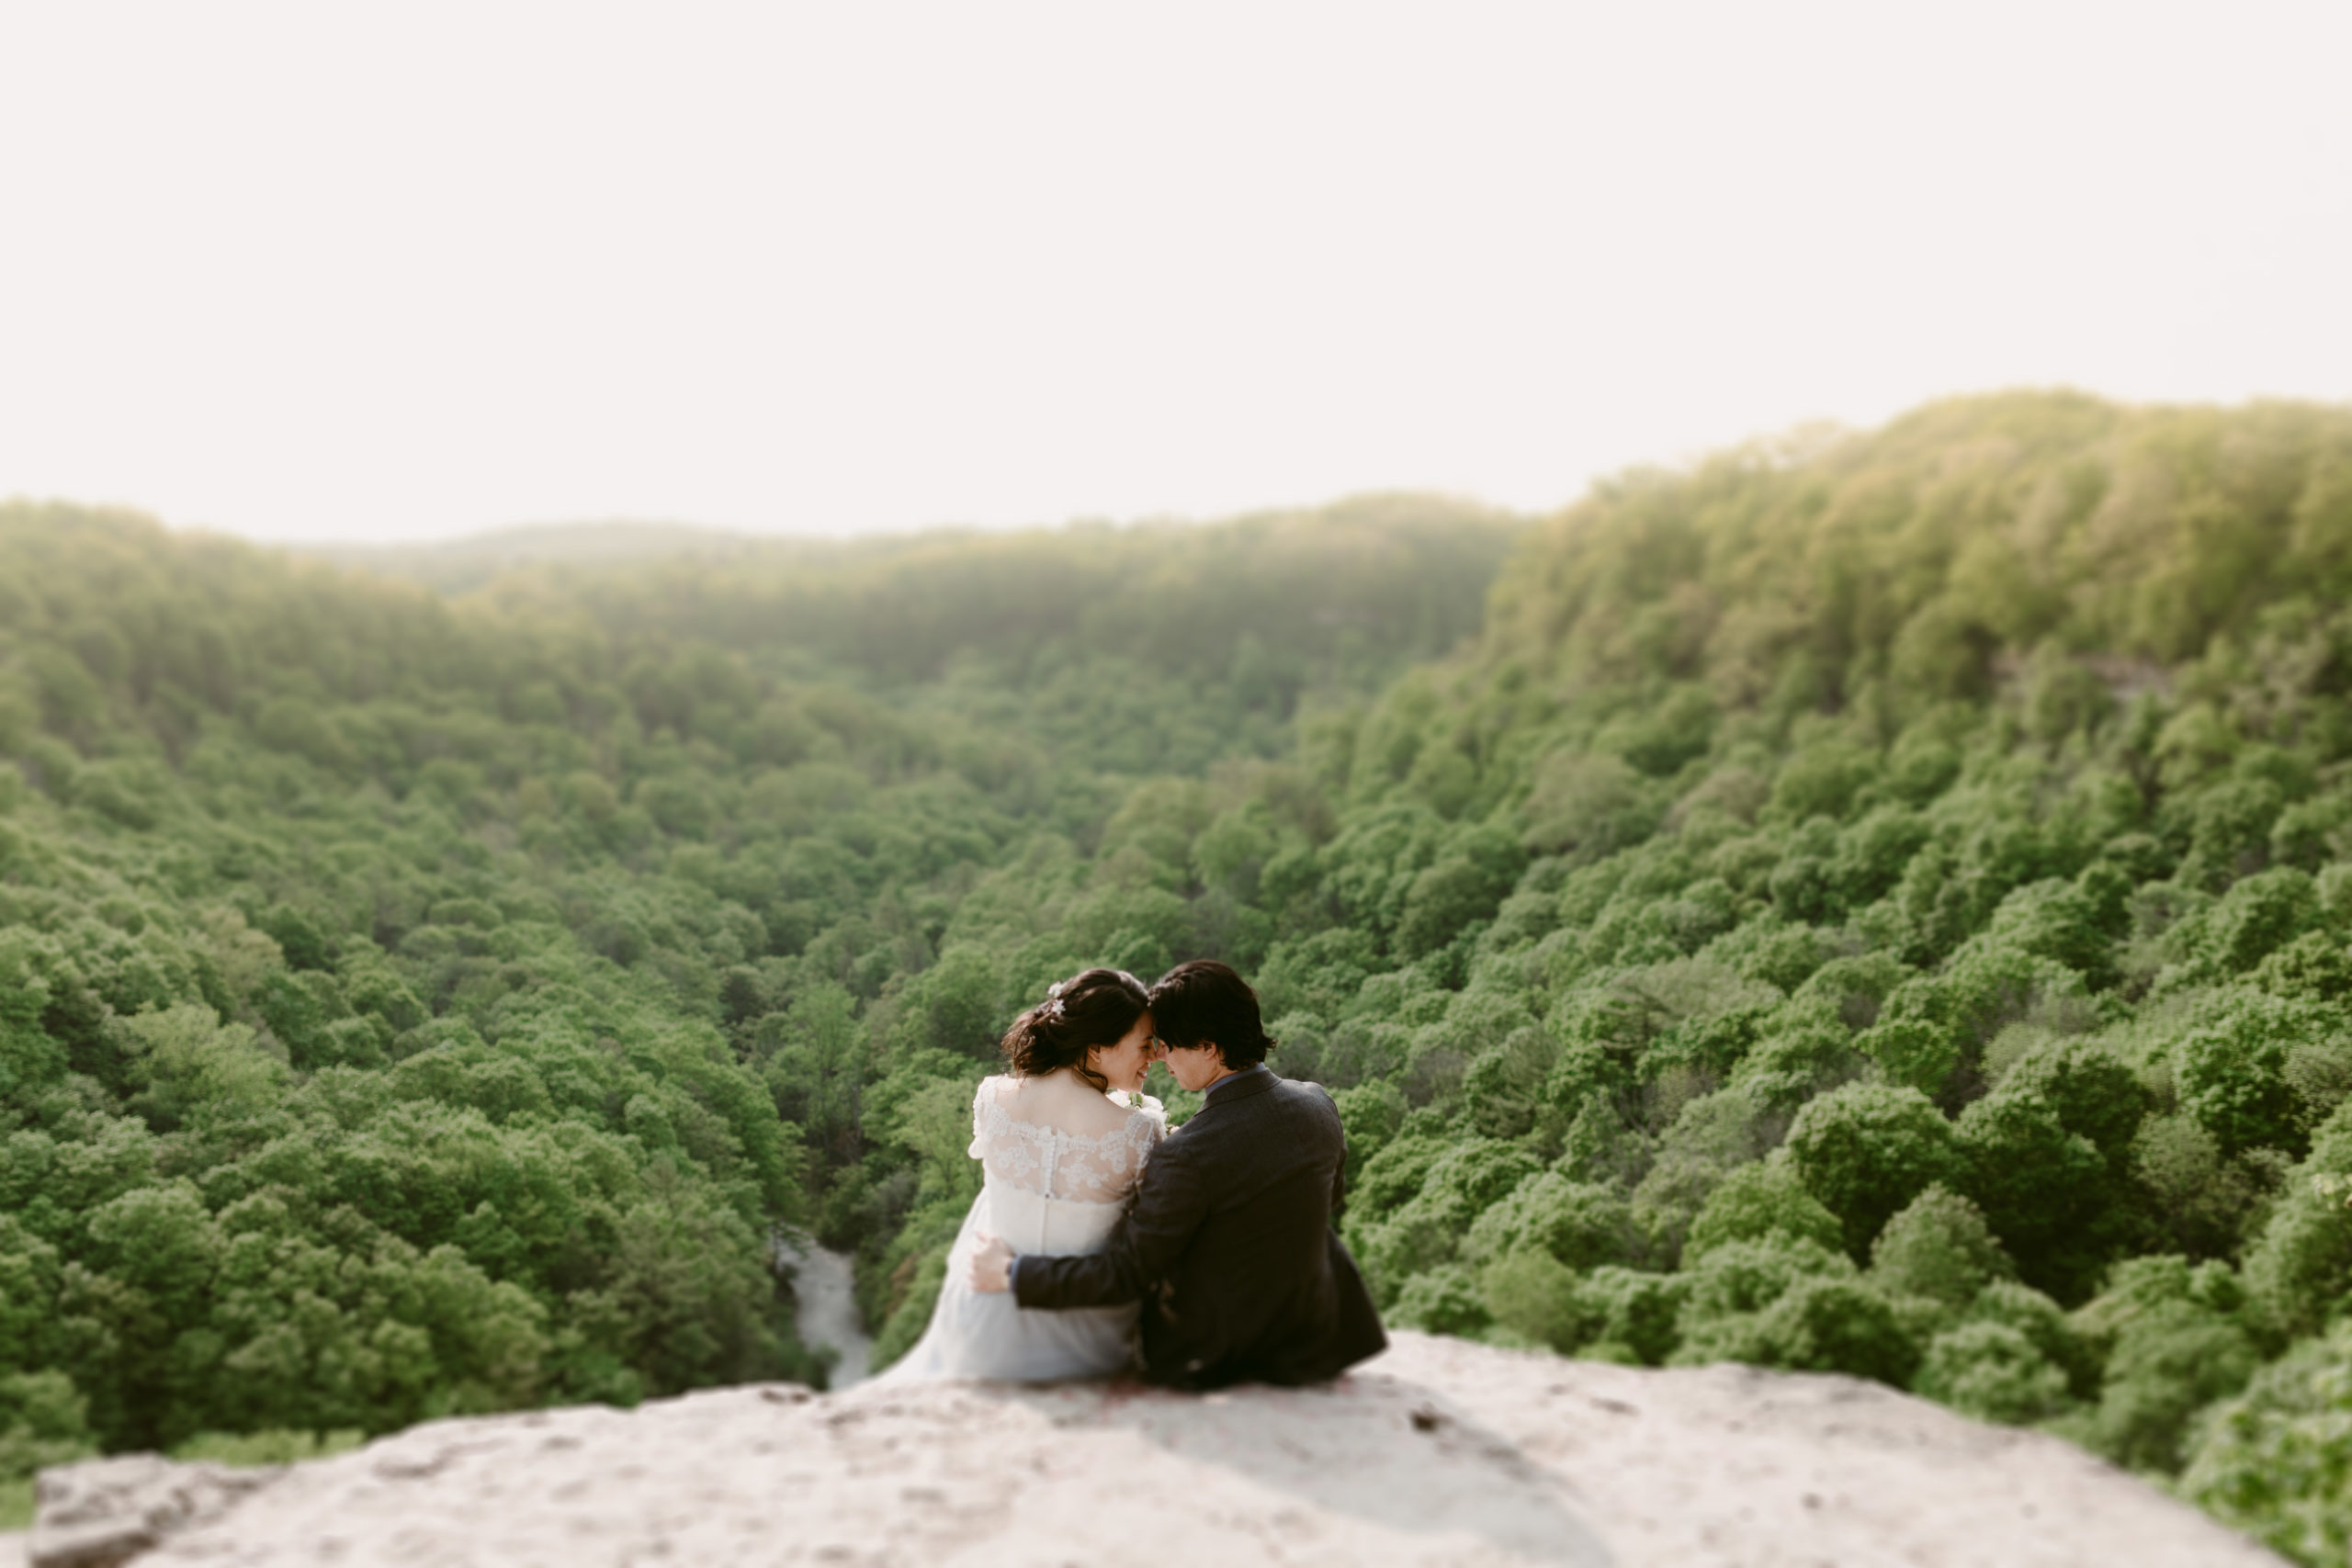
[969,1234,1015,1293]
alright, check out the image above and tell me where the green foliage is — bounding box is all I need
[1670,1234,1911,1380]
[1331,1077,1408,1194]
[1914,1320,2071,1425]
[1346,1134,1450,1225]
[1682,1159,1843,1262]
[2087,1298,2258,1472]
[2244,1098,2352,1339]
[169,1427,366,1466]
[1869,1184,2016,1308]
[1954,1069,2131,1303]
[17,400,2352,1553]
[1462,1172,1638,1272]
[1583,1267,1693,1366]
[1390,1265,1492,1337]
[1969,1278,2100,1400]
[2175,987,2336,1157]
[0,1370,97,1487]
[1350,1140,1544,1304]
[1478,1249,1593,1351]
[2182,1319,2352,1567]
[1786,1084,1962,1258]
[865,1245,950,1375]
[1743,1277,1921,1386]
[2072,1256,2260,1472]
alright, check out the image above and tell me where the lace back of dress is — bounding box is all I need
[969,1077,1163,1203]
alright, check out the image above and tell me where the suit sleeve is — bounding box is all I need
[1012,1140,1209,1310]
[1318,1083,1348,1219]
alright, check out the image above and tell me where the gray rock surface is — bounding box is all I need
[34,1333,2284,1566]
[28,1456,278,1568]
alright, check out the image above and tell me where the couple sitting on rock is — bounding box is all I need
[880,961,1386,1390]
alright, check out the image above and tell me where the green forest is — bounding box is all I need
[7,392,2352,1562]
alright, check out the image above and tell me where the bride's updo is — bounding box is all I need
[1002,968,1150,1092]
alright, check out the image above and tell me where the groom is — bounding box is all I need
[970,959,1386,1389]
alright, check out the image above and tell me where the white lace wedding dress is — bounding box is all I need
[879,1074,1166,1382]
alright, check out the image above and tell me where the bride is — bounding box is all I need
[878,967,1166,1382]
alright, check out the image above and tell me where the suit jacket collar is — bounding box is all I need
[1204,1063,1275,1109]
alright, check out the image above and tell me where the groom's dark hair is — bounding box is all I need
[1149,960,1276,1071]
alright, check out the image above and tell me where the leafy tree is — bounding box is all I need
[1682,1158,1843,1262]
[1869,1184,2017,1308]
[1351,1140,1543,1304]
[1913,1321,2071,1424]
[2243,1098,2352,1338]
[1478,1248,1595,1352]
[2176,987,2334,1157]
[1969,1278,2100,1399]
[1390,1265,1492,1337]
[1961,1101,2120,1303]
[1582,1267,1691,1366]
[1786,1084,1962,1258]
[1330,1077,1407,1196]
[0,1370,96,1521]
[2182,1320,2352,1567]
[1743,1277,1920,1387]
[1463,1172,1639,1273]
[2073,1256,2259,1472]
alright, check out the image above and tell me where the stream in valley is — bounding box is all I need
[775,1235,872,1390]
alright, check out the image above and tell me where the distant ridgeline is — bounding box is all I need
[6,394,2352,1561]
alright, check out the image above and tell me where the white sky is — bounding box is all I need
[2,2,2347,545]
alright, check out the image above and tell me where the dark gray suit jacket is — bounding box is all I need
[1012,1065,1386,1389]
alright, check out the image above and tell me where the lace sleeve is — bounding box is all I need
[967,1077,994,1161]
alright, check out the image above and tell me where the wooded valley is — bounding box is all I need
[7,392,2352,1561]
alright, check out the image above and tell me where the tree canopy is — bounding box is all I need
[10,394,2352,1557]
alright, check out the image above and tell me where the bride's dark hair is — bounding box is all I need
[1002,968,1150,1092]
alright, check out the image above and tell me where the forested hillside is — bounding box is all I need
[0,491,1513,1526]
[9,392,2352,1561]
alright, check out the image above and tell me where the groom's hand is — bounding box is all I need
[970,1235,1015,1293]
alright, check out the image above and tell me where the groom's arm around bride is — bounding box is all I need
[972,960,1385,1391]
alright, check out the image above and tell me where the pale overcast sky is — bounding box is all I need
[1,2,2346,544]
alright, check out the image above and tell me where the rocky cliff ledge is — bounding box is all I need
[20,1333,2280,1567]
